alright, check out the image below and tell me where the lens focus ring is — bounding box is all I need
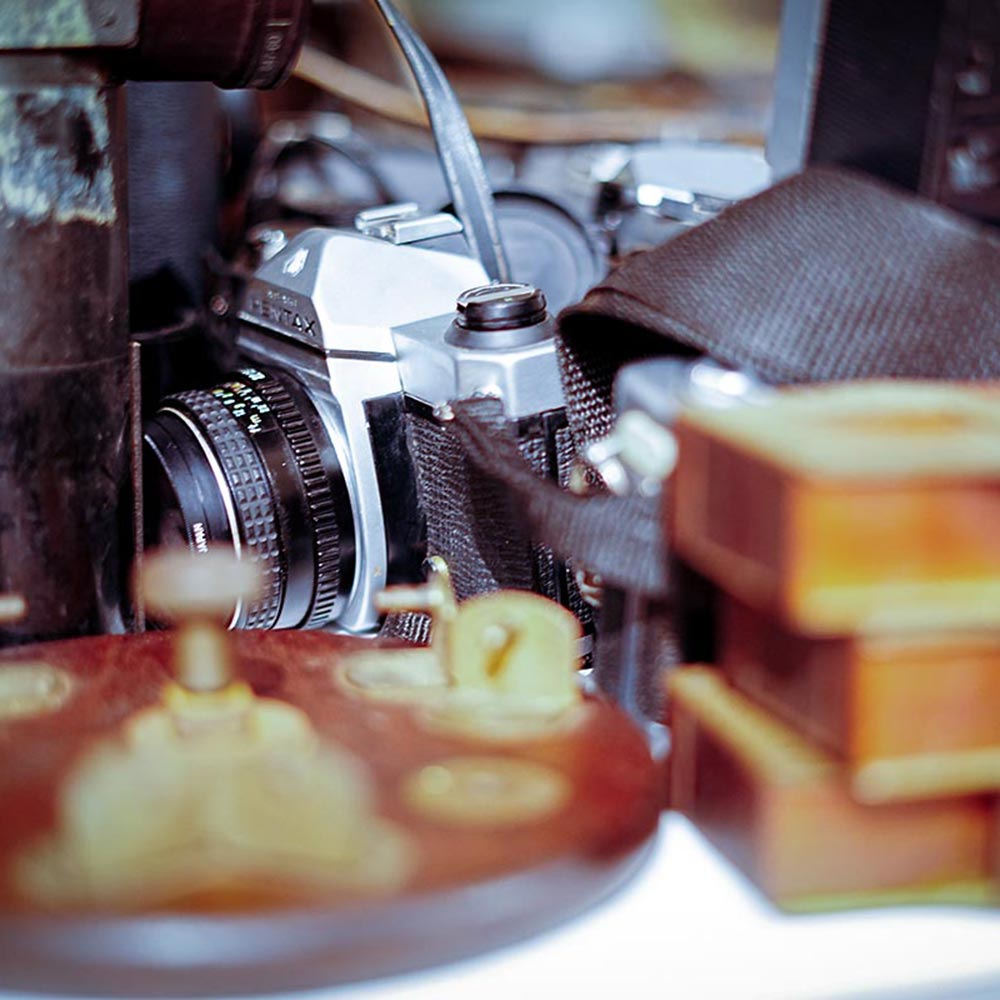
[167,390,285,630]
[254,374,342,629]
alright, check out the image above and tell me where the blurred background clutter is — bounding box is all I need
[7,1,1000,995]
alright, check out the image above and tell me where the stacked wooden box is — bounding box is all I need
[667,381,1000,911]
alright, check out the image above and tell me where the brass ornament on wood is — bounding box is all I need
[0,548,661,994]
[16,549,415,908]
[402,756,573,827]
[0,594,72,720]
[340,557,587,742]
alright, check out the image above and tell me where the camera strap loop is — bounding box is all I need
[448,397,670,599]
[370,0,511,283]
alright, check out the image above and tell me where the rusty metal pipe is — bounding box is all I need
[0,55,128,645]
[0,1,308,646]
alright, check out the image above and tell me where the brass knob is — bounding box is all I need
[375,556,458,671]
[138,548,261,692]
[0,594,27,624]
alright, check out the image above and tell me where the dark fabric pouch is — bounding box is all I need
[558,165,1000,446]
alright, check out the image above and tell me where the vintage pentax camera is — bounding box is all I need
[143,208,575,634]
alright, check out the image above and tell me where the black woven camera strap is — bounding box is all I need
[449,166,1000,600]
[449,397,669,596]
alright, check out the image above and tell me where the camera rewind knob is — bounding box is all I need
[456,284,548,332]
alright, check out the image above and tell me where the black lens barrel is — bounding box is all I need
[251,373,350,629]
[121,0,310,89]
[144,368,353,630]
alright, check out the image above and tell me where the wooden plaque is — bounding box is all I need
[0,631,661,995]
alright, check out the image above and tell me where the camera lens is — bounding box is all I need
[121,0,309,89]
[143,368,355,630]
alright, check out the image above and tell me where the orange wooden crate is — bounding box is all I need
[720,597,1000,802]
[673,382,1000,637]
[668,668,996,911]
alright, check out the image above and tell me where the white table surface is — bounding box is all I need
[5,814,1000,1000]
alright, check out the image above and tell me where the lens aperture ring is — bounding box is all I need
[252,373,342,628]
[168,390,284,630]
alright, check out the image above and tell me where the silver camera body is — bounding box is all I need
[146,214,568,634]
